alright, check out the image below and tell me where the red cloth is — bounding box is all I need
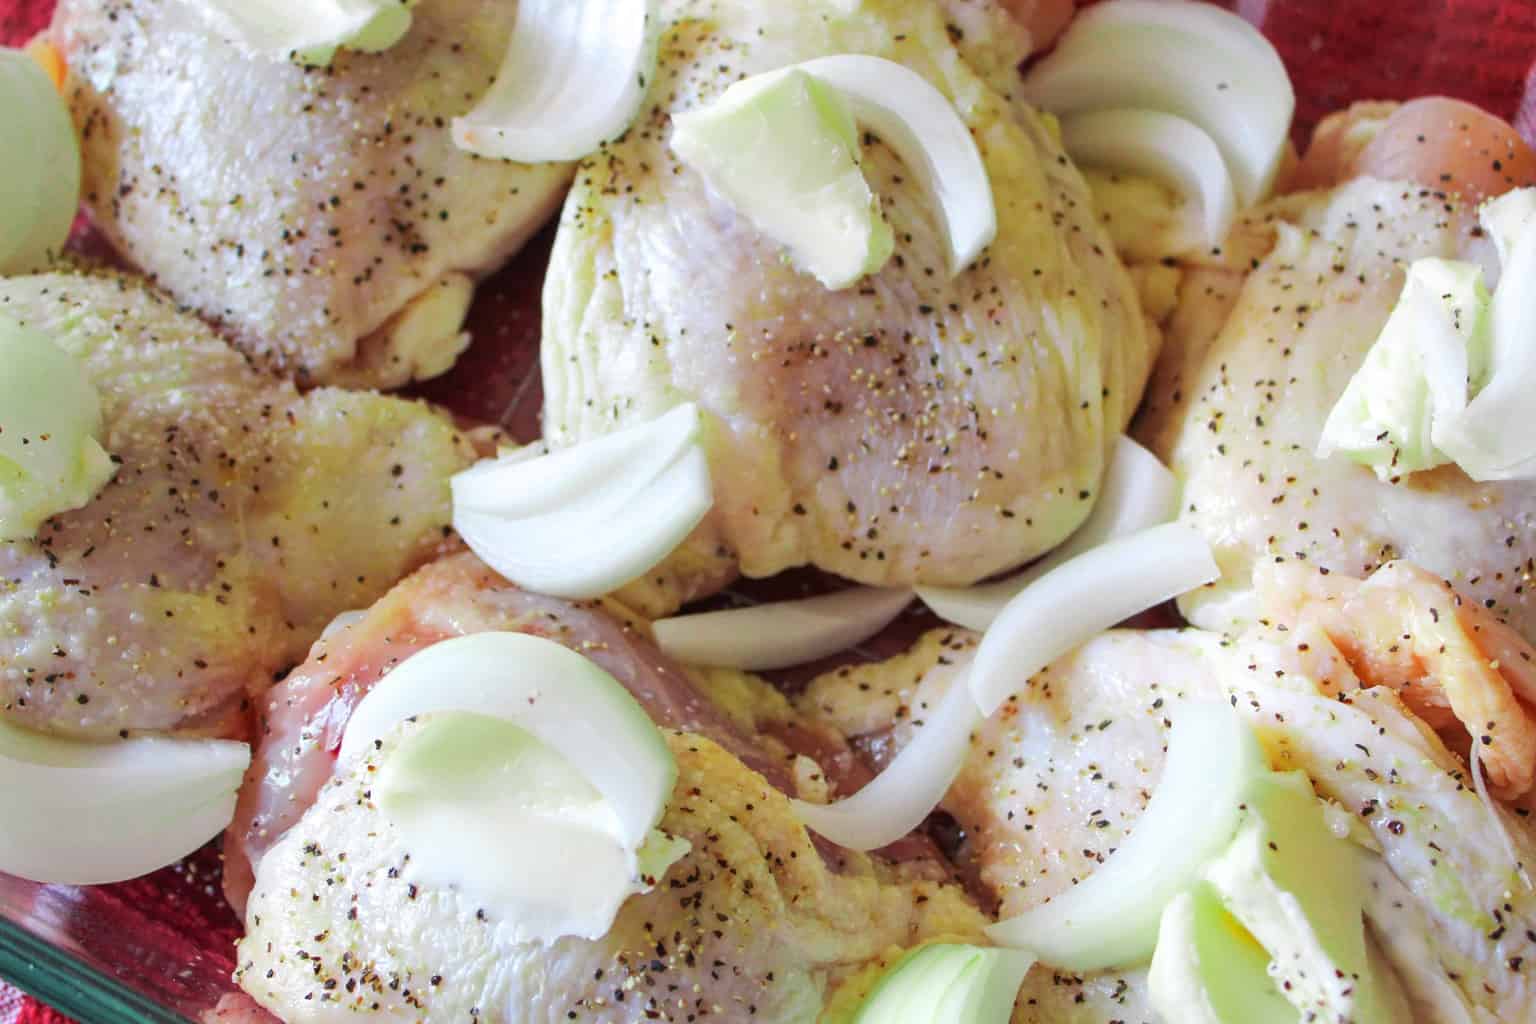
[0,2,1533,1024]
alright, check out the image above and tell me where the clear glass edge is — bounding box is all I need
[0,915,192,1024]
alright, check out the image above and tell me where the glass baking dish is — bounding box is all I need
[1,1,1533,1021]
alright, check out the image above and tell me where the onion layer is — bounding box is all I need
[1060,109,1237,248]
[917,436,1179,631]
[192,0,419,66]
[653,587,911,671]
[793,681,981,852]
[0,719,249,885]
[0,47,79,274]
[968,522,1218,716]
[453,0,659,162]
[451,403,713,600]
[341,631,676,853]
[986,703,1268,969]
[1021,0,1293,208]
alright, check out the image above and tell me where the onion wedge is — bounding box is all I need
[192,0,418,65]
[0,48,79,274]
[986,703,1268,969]
[798,520,1216,853]
[967,522,1217,716]
[450,403,713,600]
[1021,0,1293,207]
[453,0,659,162]
[652,587,912,671]
[0,720,249,885]
[786,55,996,275]
[341,632,675,853]
[1060,109,1237,248]
[793,680,981,852]
[918,436,1179,631]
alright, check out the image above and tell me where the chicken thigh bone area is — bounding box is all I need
[0,272,470,739]
[541,0,1158,615]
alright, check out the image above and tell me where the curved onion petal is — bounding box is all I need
[917,436,1179,631]
[968,522,1217,716]
[1021,0,1293,207]
[0,719,249,885]
[793,680,981,852]
[1060,109,1237,248]
[652,587,911,671]
[781,55,996,275]
[340,631,675,851]
[986,703,1268,969]
[453,0,659,162]
[192,0,417,65]
[450,404,713,600]
[1436,192,1536,479]
[0,48,80,274]
[0,316,117,541]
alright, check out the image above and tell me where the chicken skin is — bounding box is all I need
[802,609,1536,1021]
[0,271,470,739]
[50,0,571,387]
[1136,174,1536,641]
[230,553,984,1024]
[541,0,1157,614]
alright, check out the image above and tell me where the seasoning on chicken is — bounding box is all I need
[0,271,471,740]
[1136,166,1536,639]
[541,0,1157,615]
[801,622,1536,1021]
[49,0,572,387]
[229,552,983,1024]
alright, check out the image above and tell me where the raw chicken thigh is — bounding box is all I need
[541,0,1157,614]
[1137,173,1536,639]
[801,588,1536,1021]
[50,0,571,387]
[230,553,983,1024]
[0,271,470,739]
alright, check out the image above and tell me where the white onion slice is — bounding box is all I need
[341,632,676,852]
[450,403,713,600]
[1435,192,1536,480]
[968,522,1216,716]
[652,587,911,671]
[777,55,996,275]
[192,0,417,65]
[453,0,659,162]
[793,680,981,852]
[987,703,1268,969]
[1060,109,1237,248]
[0,48,79,274]
[1021,0,1294,207]
[918,436,1179,631]
[0,719,249,885]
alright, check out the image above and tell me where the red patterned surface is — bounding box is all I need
[0,1,1534,1023]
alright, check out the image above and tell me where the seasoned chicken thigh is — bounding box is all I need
[802,613,1536,1022]
[541,0,1156,614]
[230,553,983,1024]
[1137,175,1536,639]
[51,0,571,387]
[0,272,470,739]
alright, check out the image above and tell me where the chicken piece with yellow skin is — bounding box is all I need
[50,0,571,387]
[801,593,1536,1020]
[239,731,983,1024]
[1134,101,1536,645]
[541,0,1157,615]
[230,553,983,1024]
[0,271,471,739]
